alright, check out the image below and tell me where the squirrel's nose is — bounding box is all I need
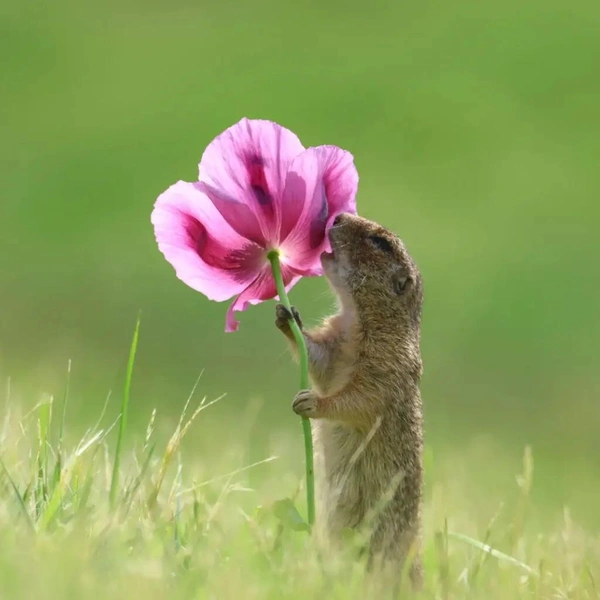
[333,214,345,227]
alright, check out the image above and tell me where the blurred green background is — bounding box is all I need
[1,0,598,526]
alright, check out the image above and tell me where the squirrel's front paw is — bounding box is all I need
[275,304,303,334]
[292,389,320,418]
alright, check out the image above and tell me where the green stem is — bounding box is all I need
[267,251,315,527]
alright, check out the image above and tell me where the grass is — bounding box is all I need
[109,313,140,509]
[0,350,598,600]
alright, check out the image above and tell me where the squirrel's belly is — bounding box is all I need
[313,421,388,535]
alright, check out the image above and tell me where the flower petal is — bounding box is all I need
[279,145,359,272]
[195,181,265,247]
[151,181,266,301]
[225,264,303,332]
[198,118,305,246]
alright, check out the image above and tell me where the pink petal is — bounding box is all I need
[151,181,267,301]
[196,181,266,247]
[225,263,303,332]
[279,145,359,273]
[198,118,306,247]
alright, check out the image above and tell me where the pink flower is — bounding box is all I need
[151,118,359,332]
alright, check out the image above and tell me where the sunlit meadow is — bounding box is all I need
[1,334,598,599]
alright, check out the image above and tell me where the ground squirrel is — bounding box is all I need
[275,212,424,587]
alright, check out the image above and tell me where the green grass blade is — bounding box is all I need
[587,564,599,600]
[109,313,141,509]
[121,442,156,519]
[39,429,106,530]
[39,474,66,529]
[0,456,36,533]
[36,396,53,508]
[448,531,537,576]
[173,452,183,552]
[58,359,71,451]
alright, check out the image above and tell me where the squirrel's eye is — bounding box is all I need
[368,235,394,254]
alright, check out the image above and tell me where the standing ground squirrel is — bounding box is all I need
[275,212,424,587]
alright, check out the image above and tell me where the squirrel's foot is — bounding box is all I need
[275,304,303,334]
[292,389,321,419]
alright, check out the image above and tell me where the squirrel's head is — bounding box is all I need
[321,213,423,327]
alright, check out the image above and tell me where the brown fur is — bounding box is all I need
[275,213,424,589]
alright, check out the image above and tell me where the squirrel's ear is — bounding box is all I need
[392,269,411,295]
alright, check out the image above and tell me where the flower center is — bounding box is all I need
[266,248,286,263]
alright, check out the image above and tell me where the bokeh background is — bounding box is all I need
[2,0,599,527]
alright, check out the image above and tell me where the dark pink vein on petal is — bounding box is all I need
[184,213,265,283]
[195,182,267,247]
[309,182,328,250]
[246,153,276,236]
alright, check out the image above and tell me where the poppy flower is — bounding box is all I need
[151,118,359,331]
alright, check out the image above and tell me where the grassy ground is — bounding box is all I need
[1,339,597,600]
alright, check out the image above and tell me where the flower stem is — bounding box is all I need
[267,251,315,528]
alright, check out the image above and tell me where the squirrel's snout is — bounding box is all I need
[333,212,354,228]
